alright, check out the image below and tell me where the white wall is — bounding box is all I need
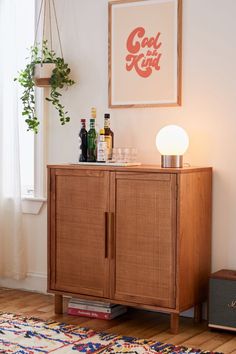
[0,206,47,292]
[1,0,236,293]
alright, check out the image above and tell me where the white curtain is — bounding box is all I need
[0,0,27,279]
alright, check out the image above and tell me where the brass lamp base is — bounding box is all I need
[161,155,183,168]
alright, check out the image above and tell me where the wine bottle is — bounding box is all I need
[104,113,114,160]
[78,119,87,162]
[87,118,97,162]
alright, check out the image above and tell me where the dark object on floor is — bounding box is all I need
[208,269,236,332]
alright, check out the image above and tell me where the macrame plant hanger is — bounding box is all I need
[34,0,63,87]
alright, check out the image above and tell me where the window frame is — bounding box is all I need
[20,0,48,212]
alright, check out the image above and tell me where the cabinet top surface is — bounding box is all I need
[210,269,236,281]
[47,163,212,174]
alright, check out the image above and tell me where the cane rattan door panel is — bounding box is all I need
[113,173,177,308]
[49,169,110,297]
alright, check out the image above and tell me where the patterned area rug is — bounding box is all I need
[0,312,222,353]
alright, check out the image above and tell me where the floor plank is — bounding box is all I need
[0,288,235,353]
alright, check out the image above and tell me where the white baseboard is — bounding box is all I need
[0,272,47,294]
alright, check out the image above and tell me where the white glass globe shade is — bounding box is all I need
[156,125,189,156]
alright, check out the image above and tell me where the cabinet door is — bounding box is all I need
[49,169,110,297]
[112,172,177,309]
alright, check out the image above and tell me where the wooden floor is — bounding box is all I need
[0,288,235,353]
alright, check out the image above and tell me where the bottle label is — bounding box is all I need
[105,136,112,160]
[104,118,110,129]
[97,142,107,162]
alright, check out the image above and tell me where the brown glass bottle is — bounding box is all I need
[104,113,114,160]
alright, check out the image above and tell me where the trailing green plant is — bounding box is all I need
[15,40,75,133]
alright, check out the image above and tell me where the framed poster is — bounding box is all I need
[108,0,182,107]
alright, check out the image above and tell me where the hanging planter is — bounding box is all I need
[14,0,75,133]
[34,62,56,87]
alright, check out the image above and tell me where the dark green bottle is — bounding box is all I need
[87,118,97,162]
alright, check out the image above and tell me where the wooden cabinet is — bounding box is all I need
[48,165,212,333]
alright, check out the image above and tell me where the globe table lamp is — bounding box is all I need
[156,125,189,168]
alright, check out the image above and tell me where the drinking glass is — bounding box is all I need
[123,148,131,163]
[116,147,124,163]
[112,147,138,163]
[130,148,138,162]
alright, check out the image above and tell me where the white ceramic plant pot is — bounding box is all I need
[34,63,56,87]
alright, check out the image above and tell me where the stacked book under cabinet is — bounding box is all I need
[67,298,127,320]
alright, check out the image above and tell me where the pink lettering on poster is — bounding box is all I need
[126,27,162,78]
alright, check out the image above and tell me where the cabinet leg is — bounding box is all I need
[54,294,63,314]
[194,303,202,323]
[170,313,179,334]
